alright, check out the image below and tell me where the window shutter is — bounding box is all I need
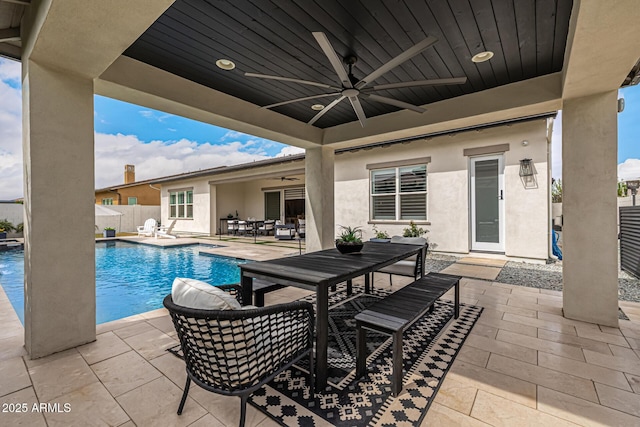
[371,170,396,194]
[399,166,426,192]
[284,187,305,200]
[372,195,395,219]
[400,194,426,220]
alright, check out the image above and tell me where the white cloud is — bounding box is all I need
[138,110,170,122]
[0,58,20,83]
[0,59,23,200]
[94,134,303,188]
[277,146,305,157]
[618,159,640,181]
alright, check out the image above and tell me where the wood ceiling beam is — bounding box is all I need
[0,27,20,42]
[0,0,31,6]
[0,42,20,60]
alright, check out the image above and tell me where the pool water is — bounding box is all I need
[0,241,247,324]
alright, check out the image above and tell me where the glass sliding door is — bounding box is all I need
[470,155,504,252]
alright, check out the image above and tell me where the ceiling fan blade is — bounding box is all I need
[312,32,353,88]
[308,95,345,126]
[245,72,338,90]
[366,93,426,113]
[365,77,468,91]
[262,92,341,109]
[348,96,367,127]
[355,35,438,89]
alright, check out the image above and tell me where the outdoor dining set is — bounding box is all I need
[224,218,305,239]
[163,238,461,426]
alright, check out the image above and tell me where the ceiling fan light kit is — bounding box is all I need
[245,32,467,128]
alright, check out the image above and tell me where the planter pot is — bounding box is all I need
[336,241,363,254]
[103,230,116,238]
[369,238,391,243]
[0,232,6,239]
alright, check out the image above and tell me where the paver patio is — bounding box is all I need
[1,241,639,426]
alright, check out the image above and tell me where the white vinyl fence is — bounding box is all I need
[0,203,161,234]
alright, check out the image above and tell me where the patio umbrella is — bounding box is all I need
[95,204,123,232]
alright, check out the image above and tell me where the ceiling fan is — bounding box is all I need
[270,176,299,181]
[246,32,467,127]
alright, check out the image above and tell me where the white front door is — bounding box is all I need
[470,155,505,252]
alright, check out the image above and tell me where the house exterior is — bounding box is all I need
[152,116,552,261]
[95,165,161,206]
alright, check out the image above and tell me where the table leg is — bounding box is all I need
[356,322,366,378]
[364,273,371,294]
[392,330,403,397]
[240,274,253,307]
[346,280,353,296]
[315,285,329,392]
[454,279,460,319]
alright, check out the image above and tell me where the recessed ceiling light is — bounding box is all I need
[216,59,235,70]
[471,51,494,63]
[311,104,325,111]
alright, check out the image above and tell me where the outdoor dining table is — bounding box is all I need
[239,241,426,391]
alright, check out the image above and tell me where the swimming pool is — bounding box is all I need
[0,241,247,324]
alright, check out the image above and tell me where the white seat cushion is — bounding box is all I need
[172,277,241,310]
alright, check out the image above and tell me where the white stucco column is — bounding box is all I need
[305,146,335,252]
[22,60,96,358]
[562,91,618,327]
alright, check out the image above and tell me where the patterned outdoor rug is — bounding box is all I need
[246,284,483,427]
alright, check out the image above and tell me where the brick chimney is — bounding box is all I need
[124,165,135,184]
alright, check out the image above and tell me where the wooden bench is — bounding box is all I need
[252,279,286,307]
[355,272,461,396]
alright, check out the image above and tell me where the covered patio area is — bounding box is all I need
[1,240,639,425]
[2,0,640,425]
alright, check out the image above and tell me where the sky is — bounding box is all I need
[1,56,640,200]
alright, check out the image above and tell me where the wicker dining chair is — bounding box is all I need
[163,284,314,427]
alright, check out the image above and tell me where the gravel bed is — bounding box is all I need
[495,261,640,304]
[426,253,457,273]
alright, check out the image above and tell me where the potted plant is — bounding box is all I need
[370,225,391,242]
[103,227,116,238]
[335,225,364,254]
[0,219,15,239]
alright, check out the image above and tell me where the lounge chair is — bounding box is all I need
[258,220,275,236]
[155,219,177,239]
[137,218,157,237]
[297,219,305,238]
[275,223,295,240]
[164,281,314,427]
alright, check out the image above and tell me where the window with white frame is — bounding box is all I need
[169,189,193,219]
[101,198,113,205]
[370,164,427,220]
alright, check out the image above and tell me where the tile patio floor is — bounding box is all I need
[1,241,639,426]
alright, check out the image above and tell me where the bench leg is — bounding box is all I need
[331,284,337,292]
[356,323,367,378]
[254,291,265,307]
[454,280,460,319]
[392,330,403,397]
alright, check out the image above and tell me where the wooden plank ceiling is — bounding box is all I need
[124,0,574,128]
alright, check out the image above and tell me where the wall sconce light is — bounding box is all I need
[626,179,640,205]
[519,158,536,177]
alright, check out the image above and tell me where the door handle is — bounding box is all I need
[499,190,503,200]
